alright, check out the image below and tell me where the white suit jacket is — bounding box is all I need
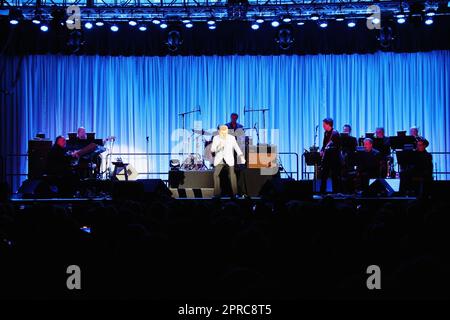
[210,134,245,167]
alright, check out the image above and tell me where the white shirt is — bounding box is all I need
[210,134,245,167]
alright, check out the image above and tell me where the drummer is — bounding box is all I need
[226,113,244,131]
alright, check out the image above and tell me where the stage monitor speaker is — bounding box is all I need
[367,178,397,197]
[112,179,171,201]
[260,178,313,201]
[28,140,52,179]
[18,179,53,199]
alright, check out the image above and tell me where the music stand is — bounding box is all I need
[389,135,416,150]
[68,132,77,141]
[87,132,96,141]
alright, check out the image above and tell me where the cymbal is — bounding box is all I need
[191,129,214,136]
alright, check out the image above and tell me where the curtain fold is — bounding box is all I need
[1,51,449,190]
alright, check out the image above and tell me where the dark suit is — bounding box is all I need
[320,129,342,193]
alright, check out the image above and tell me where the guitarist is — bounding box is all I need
[320,117,342,194]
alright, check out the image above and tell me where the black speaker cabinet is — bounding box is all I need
[28,140,52,179]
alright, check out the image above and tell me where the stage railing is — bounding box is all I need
[302,151,450,180]
[106,151,300,181]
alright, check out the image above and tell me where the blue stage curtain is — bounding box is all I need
[1,51,450,190]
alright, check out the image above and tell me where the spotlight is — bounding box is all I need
[396,13,405,19]
[185,23,193,28]
[208,25,216,30]
[66,18,75,25]
[397,17,406,24]
[256,17,264,24]
[152,18,161,25]
[425,10,436,17]
[425,17,434,25]
[271,20,280,27]
[347,20,356,28]
[372,17,380,24]
[319,20,328,28]
[335,15,345,22]
[160,23,168,29]
[84,22,93,29]
[207,18,216,25]
[282,16,292,23]
[40,24,49,32]
[138,24,147,31]
[110,24,119,32]
[9,9,23,25]
[95,19,104,27]
[251,22,260,30]
[32,16,41,24]
[310,13,320,21]
[129,20,137,26]
[296,21,305,26]
[182,18,191,24]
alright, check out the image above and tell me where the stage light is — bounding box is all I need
[9,9,22,25]
[282,16,292,23]
[84,22,93,29]
[185,23,193,28]
[372,17,380,24]
[32,16,41,24]
[160,22,168,29]
[152,18,161,25]
[129,20,137,26]
[110,24,119,32]
[256,17,264,24]
[310,13,320,21]
[66,18,75,25]
[335,15,345,22]
[208,25,216,30]
[40,24,49,32]
[251,22,260,30]
[425,17,434,25]
[271,20,280,27]
[95,19,104,27]
[319,20,328,28]
[397,17,406,24]
[182,18,191,24]
[138,24,147,31]
[426,10,436,17]
[347,20,356,28]
[296,21,305,26]
[207,18,216,25]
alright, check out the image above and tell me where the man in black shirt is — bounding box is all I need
[320,117,342,193]
[400,138,433,197]
[46,136,79,196]
[374,127,391,177]
[356,138,382,192]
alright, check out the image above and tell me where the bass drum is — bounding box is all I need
[203,140,214,166]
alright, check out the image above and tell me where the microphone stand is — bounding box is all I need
[244,107,269,144]
[179,106,201,154]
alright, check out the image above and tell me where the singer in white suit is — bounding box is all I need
[211,125,246,196]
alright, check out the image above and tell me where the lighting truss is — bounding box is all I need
[1,1,449,23]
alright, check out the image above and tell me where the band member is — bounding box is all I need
[45,135,79,195]
[400,138,433,197]
[226,113,244,131]
[341,124,358,192]
[320,117,341,193]
[341,124,357,159]
[211,125,246,197]
[409,126,419,138]
[374,127,391,177]
[77,127,87,140]
[355,138,382,191]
